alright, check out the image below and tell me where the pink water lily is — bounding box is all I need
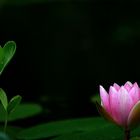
[97,81,140,130]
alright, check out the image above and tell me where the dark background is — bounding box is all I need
[0,1,140,122]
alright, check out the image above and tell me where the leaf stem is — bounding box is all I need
[4,112,8,133]
[124,128,130,140]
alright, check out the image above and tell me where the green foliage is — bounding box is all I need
[91,93,100,103]
[17,117,118,140]
[131,137,140,140]
[0,126,22,139]
[0,132,10,140]
[17,117,140,140]
[0,46,4,62]
[0,41,16,75]
[0,89,8,111]
[0,41,139,140]
[0,103,42,122]
[0,41,45,138]
[7,95,22,114]
[0,88,22,132]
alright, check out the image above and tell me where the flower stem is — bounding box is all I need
[124,128,130,140]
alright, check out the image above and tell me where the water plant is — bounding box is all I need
[1,41,140,140]
[97,82,140,140]
[0,41,42,139]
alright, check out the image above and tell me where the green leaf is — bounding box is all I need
[51,131,121,140]
[17,117,140,140]
[17,117,120,140]
[0,88,8,110]
[0,46,4,62]
[91,93,101,103]
[0,103,42,122]
[0,126,22,140]
[0,132,10,140]
[7,95,22,114]
[131,137,140,140]
[0,41,16,75]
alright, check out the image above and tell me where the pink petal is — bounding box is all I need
[129,82,140,105]
[127,101,140,129]
[117,86,133,126]
[109,86,122,125]
[124,81,133,92]
[113,83,120,91]
[99,86,110,113]
[96,101,120,126]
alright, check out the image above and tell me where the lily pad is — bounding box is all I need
[17,117,140,140]
[17,117,120,140]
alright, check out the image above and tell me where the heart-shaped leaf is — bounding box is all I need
[7,95,22,114]
[0,88,8,111]
[0,41,16,75]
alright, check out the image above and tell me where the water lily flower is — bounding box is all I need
[96,81,140,140]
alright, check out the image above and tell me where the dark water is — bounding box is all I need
[0,2,140,123]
